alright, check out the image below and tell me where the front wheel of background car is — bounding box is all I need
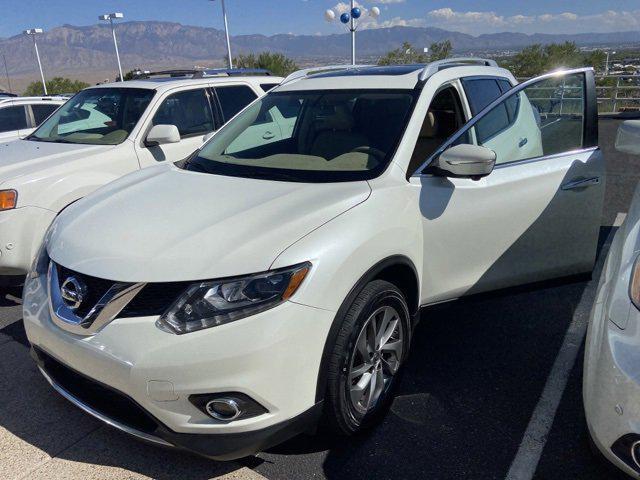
[323,279,411,435]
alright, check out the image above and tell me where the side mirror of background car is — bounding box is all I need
[432,144,496,179]
[615,120,640,156]
[145,124,180,147]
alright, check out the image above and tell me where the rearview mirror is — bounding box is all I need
[615,120,640,156]
[432,144,496,179]
[145,124,180,147]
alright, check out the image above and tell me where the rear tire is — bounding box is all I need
[322,280,411,435]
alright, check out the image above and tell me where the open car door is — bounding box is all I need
[412,68,604,304]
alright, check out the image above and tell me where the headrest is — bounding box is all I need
[419,111,438,138]
[316,104,354,131]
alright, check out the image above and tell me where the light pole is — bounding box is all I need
[1,53,12,94]
[210,0,233,69]
[99,13,125,81]
[324,3,380,65]
[605,50,616,75]
[24,29,47,95]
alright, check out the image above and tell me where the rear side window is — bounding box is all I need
[0,106,28,132]
[31,104,59,125]
[215,85,258,122]
[152,88,214,137]
[462,78,504,116]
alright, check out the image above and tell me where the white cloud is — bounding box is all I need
[425,7,640,34]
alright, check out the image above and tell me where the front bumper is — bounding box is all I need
[0,206,55,276]
[23,270,335,459]
[584,276,640,477]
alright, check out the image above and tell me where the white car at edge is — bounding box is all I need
[0,70,281,278]
[24,61,605,460]
[0,96,66,143]
[584,120,640,478]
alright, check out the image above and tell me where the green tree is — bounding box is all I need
[508,42,608,77]
[428,40,452,61]
[24,77,89,96]
[233,52,299,77]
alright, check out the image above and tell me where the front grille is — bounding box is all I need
[54,263,189,319]
[34,347,159,434]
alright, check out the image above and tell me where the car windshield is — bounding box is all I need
[28,87,155,145]
[187,89,415,182]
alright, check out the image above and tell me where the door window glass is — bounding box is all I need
[0,106,28,132]
[462,79,504,115]
[153,89,214,137]
[31,104,59,125]
[457,73,585,165]
[215,85,258,121]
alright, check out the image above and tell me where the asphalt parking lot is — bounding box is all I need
[1,117,638,480]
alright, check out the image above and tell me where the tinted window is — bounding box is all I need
[462,79,503,116]
[153,89,214,137]
[31,88,155,145]
[497,79,513,94]
[215,85,258,121]
[31,104,59,125]
[0,106,28,132]
[260,83,280,92]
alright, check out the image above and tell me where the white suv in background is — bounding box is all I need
[24,61,604,459]
[0,69,281,278]
[0,96,67,143]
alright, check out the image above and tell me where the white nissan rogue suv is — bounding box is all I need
[0,69,281,279]
[24,61,605,459]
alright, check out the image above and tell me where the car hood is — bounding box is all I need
[0,139,113,185]
[48,165,371,282]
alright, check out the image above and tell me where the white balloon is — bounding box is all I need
[370,6,381,18]
[324,9,336,22]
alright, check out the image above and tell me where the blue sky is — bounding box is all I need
[2,0,640,38]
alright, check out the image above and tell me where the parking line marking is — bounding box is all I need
[614,212,627,227]
[505,225,617,480]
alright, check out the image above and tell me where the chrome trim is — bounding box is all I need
[38,366,173,447]
[631,440,640,471]
[48,262,146,336]
[206,398,242,422]
[411,67,596,178]
[561,176,600,191]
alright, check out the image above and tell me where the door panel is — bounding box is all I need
[414,68,604,303]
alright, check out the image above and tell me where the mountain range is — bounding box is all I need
[1,21,640,80]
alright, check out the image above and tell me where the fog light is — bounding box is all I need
[189,392,268,422]
[206,398,241,421]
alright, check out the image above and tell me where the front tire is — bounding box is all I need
[323,280,411,435]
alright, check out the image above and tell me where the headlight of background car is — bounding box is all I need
[157,262,311,334]
[630,254,640,310]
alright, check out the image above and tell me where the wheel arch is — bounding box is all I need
[315,255,420,403]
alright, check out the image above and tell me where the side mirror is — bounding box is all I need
[145,124,180,147]
[615,120,640,156]
[432,144,496,179]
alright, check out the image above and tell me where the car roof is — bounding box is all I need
[89,75,283,93]
[0,96,67,106]
[276,59,513,92]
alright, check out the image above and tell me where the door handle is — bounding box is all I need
[519,137,528,148]
[262,131,275,140]
[561,176,600,191]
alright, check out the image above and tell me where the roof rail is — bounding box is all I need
[193,68,273,78]
[132,69,196,79]
[281,64,375,85]
[419,57,499,81]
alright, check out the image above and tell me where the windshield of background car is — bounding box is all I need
[188,89,416,182]
[29,88,155,145]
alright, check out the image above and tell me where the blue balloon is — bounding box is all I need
[340,12,351,24]
[351,7,362,19]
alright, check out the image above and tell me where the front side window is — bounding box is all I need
[153,89,214,137]
[29,88,155,145]
[215,85,258,121]
[187,89,415,182]
[31,103,60,125]
[0,106,28,132]
[456,73,586,165]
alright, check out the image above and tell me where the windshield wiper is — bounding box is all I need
[243,171,302,182]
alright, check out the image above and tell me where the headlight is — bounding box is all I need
[0,190,17,211]
[630,255,640,310]
[157,262,311,334]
